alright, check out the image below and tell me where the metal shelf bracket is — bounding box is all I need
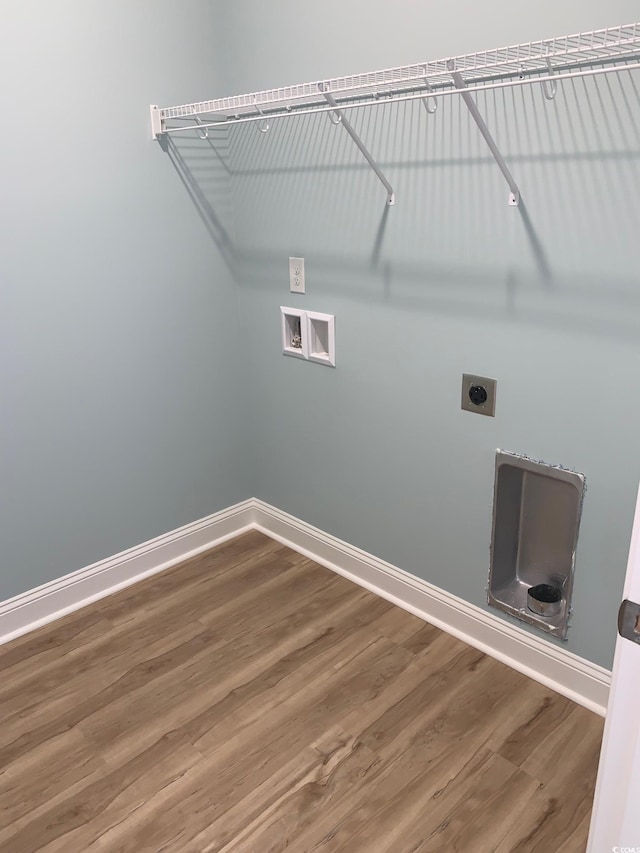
[450,69,521,206]
[150,105,164,140]
[319,85,395,206]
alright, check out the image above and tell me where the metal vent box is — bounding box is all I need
[488,450,585,640]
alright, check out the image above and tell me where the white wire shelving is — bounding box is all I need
[151,23,640,206]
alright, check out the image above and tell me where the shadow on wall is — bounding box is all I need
[161,134,236,273]
[162,69,640,341]
[234,246,640,342]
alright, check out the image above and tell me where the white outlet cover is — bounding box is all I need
[289,257,305,294]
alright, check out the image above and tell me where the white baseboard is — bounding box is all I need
[0,500,256,647]
[0,497,611,716]
[252,499,611,717]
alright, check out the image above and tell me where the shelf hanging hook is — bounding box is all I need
[542,58,557,101]
[422,74,437,114]
[253,99,270,133]
[192,113,209,140]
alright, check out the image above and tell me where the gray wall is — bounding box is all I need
[222,0,640,669]
[1,2,250,600]
[3,1,638,671]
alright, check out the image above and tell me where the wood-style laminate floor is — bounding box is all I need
[0,531,603,852]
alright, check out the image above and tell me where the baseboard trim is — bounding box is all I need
[1,497,611,716]
[0,499,257,646]
[252,499,611,717]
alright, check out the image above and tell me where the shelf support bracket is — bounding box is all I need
[451,72,520,206]
[319,86,395,206]
[150,105,164,140]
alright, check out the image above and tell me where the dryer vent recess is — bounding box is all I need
[487,450,585,640]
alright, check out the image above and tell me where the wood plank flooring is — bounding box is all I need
[0,531,604,852]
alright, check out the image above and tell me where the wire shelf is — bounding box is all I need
[156,22,640,132]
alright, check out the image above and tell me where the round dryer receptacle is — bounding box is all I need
[468,385,488,406]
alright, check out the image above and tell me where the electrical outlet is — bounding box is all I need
[289,257,305,294]
[461,373,497,417]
